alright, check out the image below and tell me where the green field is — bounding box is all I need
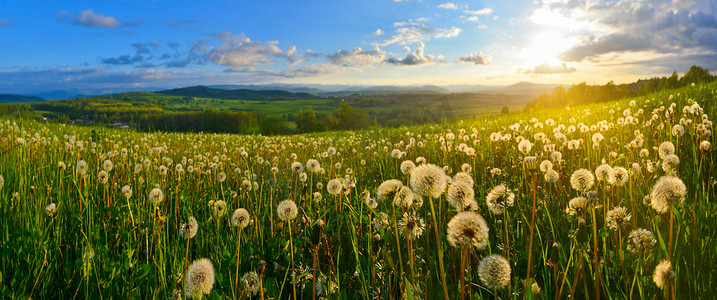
[0,82,715,299]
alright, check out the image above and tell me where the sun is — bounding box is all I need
[521,30,576,66]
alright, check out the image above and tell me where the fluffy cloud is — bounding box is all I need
[534,0,717,62]
[327,47,386,68]
[438,3,458,9]
[519,63,576,74]
[373,29,384,36]
[204,31,289,70]
[72,9,120,28]
[102,55,144,65]
[464,8,493,15]
[380,20,461,45]
[456,52,492,65]
[385,41,440,66]
[436,26,461,38]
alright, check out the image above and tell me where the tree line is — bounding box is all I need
[525,65,715,110]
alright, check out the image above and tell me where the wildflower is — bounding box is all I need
[217,172,227,183]
[102,160,113,172]
[447,211,489,249]
[485,184,515,215]
[565,197,589,216]
[306,159,320,172]
[540,160,553,172]
[231,208,251,229]
[121,185,132,198]
[544,169,559,183]
[98,170,109,184]
[478,254,511,290]
[185,258,215,299]
[461,163,472,173]
[658,141,675,159]
[611,167,629,186]
[570,169,595,192]
[298,172,307,182]
[653,260,674,290]
[240,271,260,296]
[551,151,562,162]
[453,172,474,186]
[397,211,425,240]
[606,206,631,230]
[700,141,711,152]
[76,160,88,177]
[377,179,403,201]
[447,181,476,211]
[58,162,66,170]
[326,178,343,196]
[661,154,680,175]
[595,164,613,182]
[409,163,447,198]
[491,168,502,176]
[671,124,684,136]
[400,160,416,175]
[393,186,414,208]
[277,199,298,221]
[650,176,686,214]
[148,188,164,205]
[212,200,227,217]
[312,192,322,202]
[45,203,57,216]
[372,212,389,230]
[518,139,532,155]
[291,162,304,173]
[180,217,199,239]
[627,228,656,255]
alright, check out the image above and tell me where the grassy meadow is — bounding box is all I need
[0,82,715,299]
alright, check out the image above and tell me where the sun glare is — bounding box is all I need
[521,30,575,66]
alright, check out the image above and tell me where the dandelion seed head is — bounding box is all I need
[447,181,475,211]
[570,169,595,192]
[393,186,414,208]
[122,185,132,198]
[185,258,215,299]
[595,164,613,182]
[661,154,680,175]
[212,200,227,217]
[478,254,511,290]
[544,169,559,183]
[453,172,474,186]
[377,179,403,201]
[397,212,425,241]
[149,188,164,205]
[241,271,260,296]
[277,199,298,221]
[653,260,674,290]
[606,206,631,230]
[326,178,343,196]
[45,203,57,216]
[658,141,675,159]
[650,176,686,213]
[611,167,629,186]
[627,228,656,254]
[180,217,198,239]
[232,208,251,229]
[486,184,515,215]
[102,160,113,172]
[400,160,416,175]
[447,211,489,249]
[565,197,589,216]
[409,164,447,198]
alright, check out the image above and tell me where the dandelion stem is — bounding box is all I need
[234,230,242,300]
[525,173,537,289]
[428,197,450,300]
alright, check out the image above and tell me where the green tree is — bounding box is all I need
[296,109,324,133]
[501,106,510,114]
[259,114,289,135]
[336,101,369,130]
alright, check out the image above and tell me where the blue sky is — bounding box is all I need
[1,0,716,94]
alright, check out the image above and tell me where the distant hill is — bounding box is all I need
[498,82,560,95]
[0,94,45,103]
[156,86,316,100]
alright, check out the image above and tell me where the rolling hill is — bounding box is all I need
[0,94,45,103]
[156,86,315,100]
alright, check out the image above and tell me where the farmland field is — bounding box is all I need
[0,82,715,299]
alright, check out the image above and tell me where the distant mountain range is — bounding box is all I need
[2,81,561,101]
[0,94,46,103]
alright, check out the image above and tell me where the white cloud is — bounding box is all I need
[464,8,493,15]
[204,31,293,70]
[385,41,439,66]
[465,16,479,22]
[72,9,120,28]
[438,3,458,9]
[373,29,384,36]
[456,52,492,65]
[436,26,461,38]
[327,46,386,68]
